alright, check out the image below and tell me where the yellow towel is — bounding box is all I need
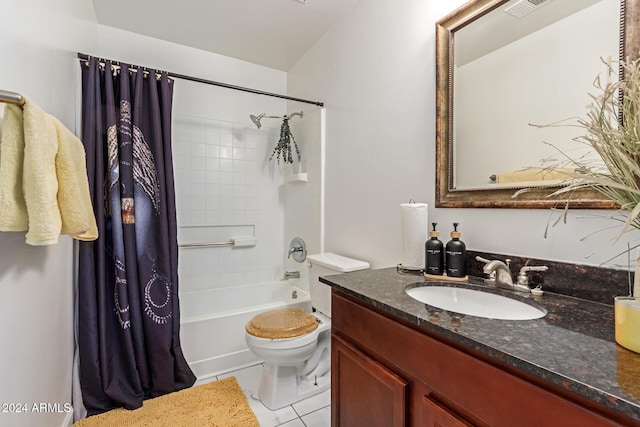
[0,104,28,231]
[496,167,574,184]
[22,97,63,245]
[0,97,98,245]
[51,116,98,242]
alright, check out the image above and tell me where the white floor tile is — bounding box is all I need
[248,401,299,427]
[220,364,298,427]
[292,388,330,416]
[219,363,332,427]
[301,406,331,427]
[219,363,263,396]
[277,419,306,427]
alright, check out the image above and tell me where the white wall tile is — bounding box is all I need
[175,117,287,299]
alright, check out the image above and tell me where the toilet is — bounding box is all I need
[245,253,370,410]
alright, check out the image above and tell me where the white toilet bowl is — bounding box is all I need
[245,310,331,410]
[245,311,330,365]
[244,253,369,410]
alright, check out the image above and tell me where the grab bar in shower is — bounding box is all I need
[178,237,256,249]
[179,241,234,249]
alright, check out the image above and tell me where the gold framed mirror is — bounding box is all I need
[435,0,640,208]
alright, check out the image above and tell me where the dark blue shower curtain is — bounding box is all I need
[77,57,195,415]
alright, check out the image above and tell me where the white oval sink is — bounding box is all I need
[406,285,546,320]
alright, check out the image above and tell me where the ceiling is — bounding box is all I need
[91,0,360,71]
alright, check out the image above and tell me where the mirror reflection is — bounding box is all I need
[453,0,618,190]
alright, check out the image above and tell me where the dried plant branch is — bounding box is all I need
[521,58,640,240]
[269,118,301,165]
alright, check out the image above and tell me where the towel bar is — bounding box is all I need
[0,89,25,107]
[179,241,234,249]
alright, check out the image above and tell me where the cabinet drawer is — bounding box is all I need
[422,395,474,427]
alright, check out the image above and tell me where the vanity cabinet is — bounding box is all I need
[331,291,634,427]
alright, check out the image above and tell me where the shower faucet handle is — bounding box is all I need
[288,247,303,258]
[287,237,307,262]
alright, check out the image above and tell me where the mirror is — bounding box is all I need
[435,0,640,208]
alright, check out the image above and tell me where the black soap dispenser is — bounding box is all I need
[425,223,444,275]
[445,223,466,278]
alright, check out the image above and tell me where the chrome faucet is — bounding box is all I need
[476,256,549,293]
[476,257,530,293]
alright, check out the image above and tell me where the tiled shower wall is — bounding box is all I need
[172,114,287,293]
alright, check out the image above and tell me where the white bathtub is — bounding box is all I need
[179,281,311,380]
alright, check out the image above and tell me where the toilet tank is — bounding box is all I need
[307,253,369,317]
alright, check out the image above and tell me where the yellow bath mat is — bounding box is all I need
[74,376,259,427]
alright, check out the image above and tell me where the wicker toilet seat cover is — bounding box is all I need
[246,308,318,339]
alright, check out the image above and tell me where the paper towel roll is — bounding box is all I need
[400,203,428,270]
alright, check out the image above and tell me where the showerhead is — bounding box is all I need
[249,113,265,129]
[250,111,303,129]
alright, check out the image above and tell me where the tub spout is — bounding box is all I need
[284,271,300,279]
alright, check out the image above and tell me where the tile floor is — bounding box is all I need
[195,363,331,426]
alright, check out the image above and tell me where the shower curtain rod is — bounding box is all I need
[0,89,25,107]
[76,52,324,107]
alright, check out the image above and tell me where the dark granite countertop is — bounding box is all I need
[322,267,640,423]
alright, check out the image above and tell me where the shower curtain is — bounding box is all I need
[76,57,195,416]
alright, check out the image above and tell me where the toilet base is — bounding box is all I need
[258,362,331,410]
[246,312,333,410]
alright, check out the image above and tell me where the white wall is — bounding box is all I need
[288,0,635,271]
[0,1,97,427]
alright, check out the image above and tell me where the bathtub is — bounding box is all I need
[179,281,311,380]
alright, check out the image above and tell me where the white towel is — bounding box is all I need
[0,97,98,245]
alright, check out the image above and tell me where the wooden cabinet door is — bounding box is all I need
[422,395,474,427]
[332,335,408,427]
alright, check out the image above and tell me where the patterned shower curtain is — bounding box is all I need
[77,57,195,415]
